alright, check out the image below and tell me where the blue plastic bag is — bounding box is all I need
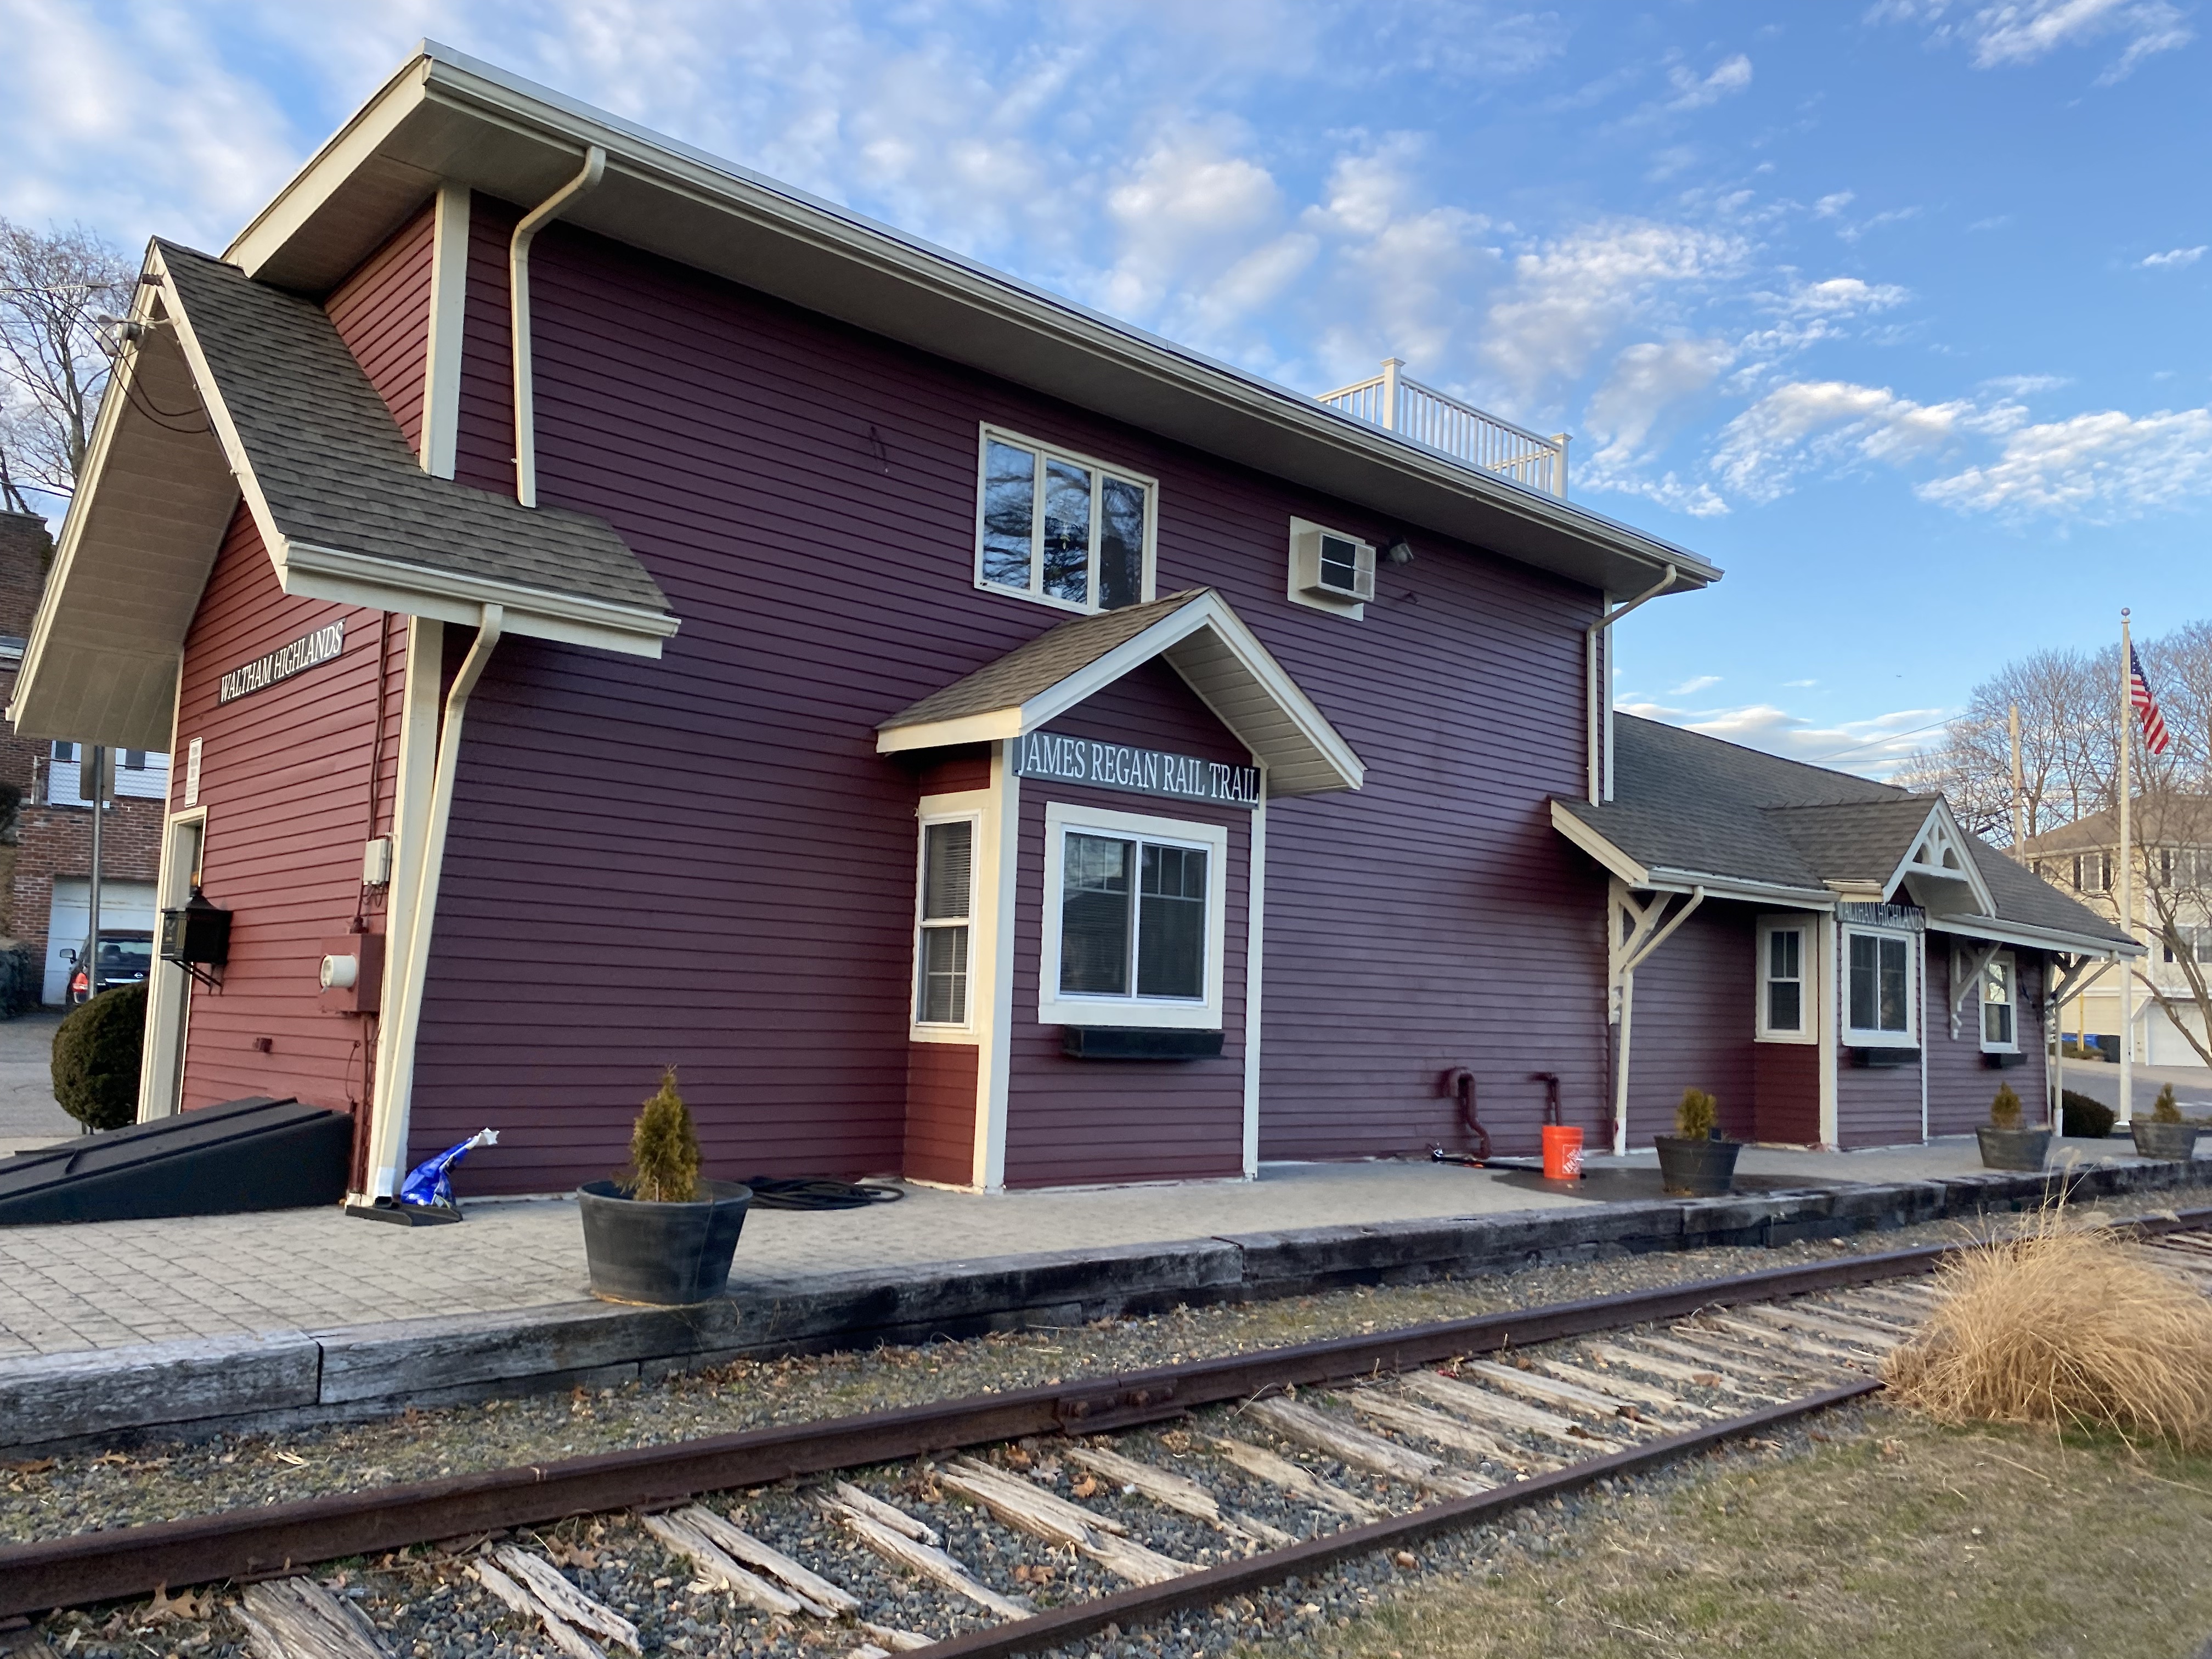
[400,1128,498,1210]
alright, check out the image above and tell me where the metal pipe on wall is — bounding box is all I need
[510,146,606,507]
[1583,565,1676,804]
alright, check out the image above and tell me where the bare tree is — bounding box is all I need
[0,219,137,514]
[1898,646,2117,844]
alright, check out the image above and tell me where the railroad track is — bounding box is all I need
[9,1210,2211,1659]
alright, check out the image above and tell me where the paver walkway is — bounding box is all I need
[0,1137,2163,1361]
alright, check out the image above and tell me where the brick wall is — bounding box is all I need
[12,800,163,974]
[0,512,52,639]
[0,512,55,945]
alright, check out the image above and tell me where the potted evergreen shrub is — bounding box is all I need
[2130,1085,2205,1162]
[577,1069,752,1305]
[1654,1088,1740,1195]
[1975,1081,2050,1171]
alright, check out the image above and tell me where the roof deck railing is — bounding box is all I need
[1317,358,1570,499]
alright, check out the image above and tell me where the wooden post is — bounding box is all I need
[2008,702,2025,852]
[1379,358,1403,431]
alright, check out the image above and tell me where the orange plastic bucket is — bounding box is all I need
[1542,1124,1584,1180]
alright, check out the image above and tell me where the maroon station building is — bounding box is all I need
[12,46,2132,1205]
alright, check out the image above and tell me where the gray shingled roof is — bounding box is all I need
[878,590,1205,731]
[160,242,671,622]
[1560,714,2130,946]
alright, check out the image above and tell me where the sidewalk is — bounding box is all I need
[0,1011,72,1158]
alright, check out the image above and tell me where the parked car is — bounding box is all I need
[65,930,154,1003]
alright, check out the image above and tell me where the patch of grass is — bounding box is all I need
[1301,1412,2212,1658]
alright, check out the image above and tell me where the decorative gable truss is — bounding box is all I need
[1889,801,1996,920]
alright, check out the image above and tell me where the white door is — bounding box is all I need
[43,879,159,1004]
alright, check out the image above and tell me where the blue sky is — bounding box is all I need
[4,1,2205,775]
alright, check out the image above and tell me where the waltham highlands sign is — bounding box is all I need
[219,619,345,704]
[1013,732,1261,809]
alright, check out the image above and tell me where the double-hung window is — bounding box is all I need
[977,428,1155,614]
[1040,803,1227,1030]
[1845,929,1917,1045]
[1981,952,2017,1051]
[913,816,977,1028]
[1756,917,1814,1042]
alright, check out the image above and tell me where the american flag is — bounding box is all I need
[2131,645,2172,755]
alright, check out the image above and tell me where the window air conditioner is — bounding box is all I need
[1293,526,1376,603]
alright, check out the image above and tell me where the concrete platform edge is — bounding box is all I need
[1,1159,2193,1455]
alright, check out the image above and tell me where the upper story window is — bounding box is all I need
[2073,851,2111,893]
[1756,916,1815,1043]
[977,427,1155,614]
[1845,927,1917,1045]
[47,741,169,805]
[1981,952,2017,1051]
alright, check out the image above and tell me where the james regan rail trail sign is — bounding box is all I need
[1013,732,1260,808]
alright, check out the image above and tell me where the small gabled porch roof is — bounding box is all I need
[876,588,1364,797]
[10,240,676,752]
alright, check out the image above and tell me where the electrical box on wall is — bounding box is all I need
[319,934,385,1014]
[362,836,393,888]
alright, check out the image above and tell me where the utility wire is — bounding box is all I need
[1800,716,1953,766]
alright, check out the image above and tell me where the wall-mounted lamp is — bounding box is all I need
[1385,539,1414,566]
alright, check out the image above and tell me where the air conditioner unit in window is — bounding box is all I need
[1291,523,1376,607]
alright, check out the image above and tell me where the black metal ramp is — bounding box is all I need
[0,1097,353,1226]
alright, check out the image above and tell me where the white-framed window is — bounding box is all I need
[1844,927,1918,1046]
[2073,851,2110,893]
[912,810,980,1031]
[1039,802,1228,1030]
[1980,951,2017,1051]
[1756,915,1816,1043]
[975,426,1156,615]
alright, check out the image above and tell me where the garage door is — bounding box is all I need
[44,879,159,1005]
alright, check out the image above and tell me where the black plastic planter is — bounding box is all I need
[577,1179,752,1305]
[1654,1133,1741,1196]
[2130,1121,2204,1162]
[1976,1125,2052,1171]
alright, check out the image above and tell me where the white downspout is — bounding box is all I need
[1584,565,1677,803]
[511,146,606,507]
[362,606,503,1202]
[1610,884,1705,1156]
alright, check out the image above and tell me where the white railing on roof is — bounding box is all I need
[1317,358,1569,499]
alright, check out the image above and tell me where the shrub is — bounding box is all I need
[1674,1088,1718,1140]
[1885,1204,2212,1452]
[2151,1084,2183,1125]
[2061,1090,2115,1139]
[51,982,147,1131]
[1989,1082,2023,1130]
[626,1066,701,1203]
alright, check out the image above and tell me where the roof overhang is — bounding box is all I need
[1548,801,1838,909]
[227,42,1719,604]
[878,590,1363,797]
[1924,912,2143,959]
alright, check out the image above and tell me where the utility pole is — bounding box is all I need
[2008,703,2026,851]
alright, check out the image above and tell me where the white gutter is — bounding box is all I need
[362,603,503,1203]
[1610,884,1705,1156]
[1583,565,1675,803]
[510,145,605,507]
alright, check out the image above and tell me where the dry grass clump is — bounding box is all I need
[1885,1209,2212,1451]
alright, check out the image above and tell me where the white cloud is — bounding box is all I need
[1666,53,1754,110]
[2142,245,2207,267]
[1669,674,1723,695]
[1710,380,1980,499]
[1814,191,1857,219]
[1917,406,2212,517]
[1872,0,2194,83]
[1583,337,1737,473]
[1621,696,1948,776]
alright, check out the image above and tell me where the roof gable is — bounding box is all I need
[876,589,1363,796]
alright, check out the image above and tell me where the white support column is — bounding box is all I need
[1241,769,1268,1180]
[2118,609,2135,1126]
[419,185,471,480]
[971,741,1020,1192]
[1817,910,1840,1147]
[1379,357,1403,431]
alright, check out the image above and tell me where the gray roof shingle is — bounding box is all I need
[160,241,672,622]
[878,590,1206,731]
[1560,715,2129,946]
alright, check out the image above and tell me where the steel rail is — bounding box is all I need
[4,1201,2202,1617]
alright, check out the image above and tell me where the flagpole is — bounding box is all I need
[2118,608,2135,1128]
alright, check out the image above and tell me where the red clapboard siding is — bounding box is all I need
[903,1042,977,1186]
[403,216,1609,1191]
[1620,901,1759,1146]
[173,504,400,1118]
[1924,946,2045,1136]
[1753,1042,1821,1143]
[325,205,434,455]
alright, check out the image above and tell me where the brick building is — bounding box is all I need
[0,509,165,1003]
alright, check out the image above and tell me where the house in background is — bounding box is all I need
[1554,716,2136,1146]
[2019,800,2212,1066]
[0,510,165,1005]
